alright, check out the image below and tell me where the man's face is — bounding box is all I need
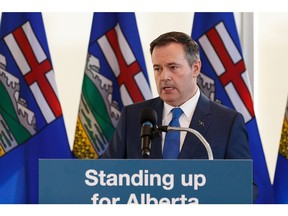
[152,42,200,107]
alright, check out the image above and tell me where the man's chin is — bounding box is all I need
[160,96,179,106]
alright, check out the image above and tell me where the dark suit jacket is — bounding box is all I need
[102,92,258,202]
[103,92,251,160]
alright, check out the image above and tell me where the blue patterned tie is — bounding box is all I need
[163,108,183,159]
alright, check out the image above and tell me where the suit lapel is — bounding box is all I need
[179,93,213,159]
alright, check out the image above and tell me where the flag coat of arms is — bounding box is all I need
[273,96,288,203]
[0,12,72,204]
[192,12,273,203]
[73,12,151,159]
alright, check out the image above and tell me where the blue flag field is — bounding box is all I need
[191,12,273,203]
[0,12,72,204]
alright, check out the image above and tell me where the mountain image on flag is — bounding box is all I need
[0,12,72,203]
[192,12,273,203]
[73,13,152,159]
[0,51,36,157]
[273,96,288,203]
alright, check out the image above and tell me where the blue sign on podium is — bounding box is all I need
[39,159,252,204]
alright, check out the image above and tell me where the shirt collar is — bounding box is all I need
[163,87,200,122]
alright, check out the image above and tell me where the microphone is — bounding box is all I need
[140,108,157,159]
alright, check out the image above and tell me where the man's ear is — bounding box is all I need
[192,60,201,77]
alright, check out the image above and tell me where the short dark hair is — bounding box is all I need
[150,31,200,67]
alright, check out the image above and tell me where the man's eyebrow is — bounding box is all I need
[153,62,181,68]
[166,62,180,66]
[153,64,161,68]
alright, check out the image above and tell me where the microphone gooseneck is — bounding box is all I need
[158,126,214,160]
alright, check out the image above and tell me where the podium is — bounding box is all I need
[39,159,253,204]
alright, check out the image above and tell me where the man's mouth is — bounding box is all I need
[163,87,174,91]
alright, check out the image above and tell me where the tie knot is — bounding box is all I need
[171,107,183,120]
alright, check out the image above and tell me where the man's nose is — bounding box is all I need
[160,68,171,81]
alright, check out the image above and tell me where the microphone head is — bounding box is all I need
[140,108,157,125]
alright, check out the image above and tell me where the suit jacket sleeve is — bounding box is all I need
[224,111,258,202]
[102,107,127,158]
[225,112,251,159]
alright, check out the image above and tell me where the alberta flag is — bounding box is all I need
[192,12,273,203]
[0,12,72,203]
[72,13,151,159]
[273,96,288,203]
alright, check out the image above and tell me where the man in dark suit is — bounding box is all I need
[103,31,251,160]
[103,31,257,202]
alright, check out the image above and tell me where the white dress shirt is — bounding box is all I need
[162,87,200,152]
